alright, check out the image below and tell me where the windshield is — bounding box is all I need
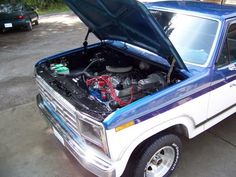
[151,10,219,65]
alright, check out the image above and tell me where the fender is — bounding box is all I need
[109,116,202,177]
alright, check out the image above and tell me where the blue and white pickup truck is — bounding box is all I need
[35,1,236,177]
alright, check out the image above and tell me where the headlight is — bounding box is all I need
[76,112,109,155]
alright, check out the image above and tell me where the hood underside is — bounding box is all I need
[64,0,188,71]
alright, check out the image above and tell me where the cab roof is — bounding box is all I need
[145,1,236,20]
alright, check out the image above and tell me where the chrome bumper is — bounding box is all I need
[36,94,115,177]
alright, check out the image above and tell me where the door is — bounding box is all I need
[207,22,236,124]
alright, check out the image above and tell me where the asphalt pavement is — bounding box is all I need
[0,12,235,177]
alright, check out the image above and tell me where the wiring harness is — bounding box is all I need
[86,75,134,107]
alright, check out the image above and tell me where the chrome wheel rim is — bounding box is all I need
[144,146,175,177]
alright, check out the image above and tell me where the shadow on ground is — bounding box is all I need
[0,12,96,51]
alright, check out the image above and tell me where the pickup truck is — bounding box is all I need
[35,1,236,177]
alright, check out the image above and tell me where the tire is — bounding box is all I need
[35,20,39,25]
[124,134,182,177]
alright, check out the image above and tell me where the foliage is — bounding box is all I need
[0,0,66,10]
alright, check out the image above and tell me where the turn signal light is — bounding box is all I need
[115,120,135,132]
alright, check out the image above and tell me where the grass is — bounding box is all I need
[37,4,70,15]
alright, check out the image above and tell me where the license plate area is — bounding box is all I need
[53,127,65,146]
[4,23,13,28]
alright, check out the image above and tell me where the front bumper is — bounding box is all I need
[36,94,115,177]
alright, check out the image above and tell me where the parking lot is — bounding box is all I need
[0,12,235,177]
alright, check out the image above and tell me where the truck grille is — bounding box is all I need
[36,76,79,135]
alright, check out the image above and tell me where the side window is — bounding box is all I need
[217,23,236,67]
[216,42,229,67]
[228,24,236,63]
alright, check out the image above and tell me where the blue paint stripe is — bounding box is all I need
[137,84,212,123]
[110,75,236,129]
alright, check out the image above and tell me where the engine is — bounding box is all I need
[85,61,166,110]
[47,51,168,111]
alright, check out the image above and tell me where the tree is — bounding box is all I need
[0,0,65,9]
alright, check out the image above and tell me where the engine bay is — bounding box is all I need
[82,57,166,110]
[36,45,184,119]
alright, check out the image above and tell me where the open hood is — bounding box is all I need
[64,0,188,70]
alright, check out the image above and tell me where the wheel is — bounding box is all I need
[125,134,182,177]
[35,20,39,25]
[26,21,32,31]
